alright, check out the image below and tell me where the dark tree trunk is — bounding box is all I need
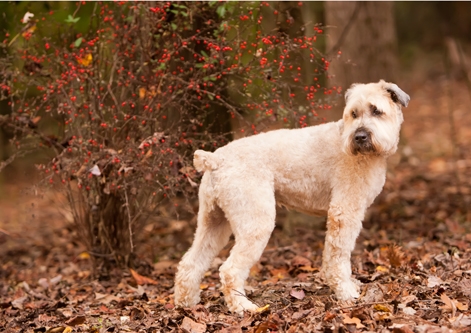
[325,1,398,120]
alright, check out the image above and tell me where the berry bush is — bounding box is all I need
[0,1,336,270]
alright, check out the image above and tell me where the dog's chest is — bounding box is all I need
[274,173,331,216]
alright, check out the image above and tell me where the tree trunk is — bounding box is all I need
[325,1,398,120]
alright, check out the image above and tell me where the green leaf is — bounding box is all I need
[171,23,177,31]
[65,15,80,24]
[216,5,226,18]
[74,37,83,48]
[201,50,209,58]
[195,63,204,68]
[173,4,187,9]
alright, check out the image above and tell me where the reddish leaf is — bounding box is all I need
[130,268,158,285]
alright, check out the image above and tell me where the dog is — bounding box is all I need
[174,80,410,314]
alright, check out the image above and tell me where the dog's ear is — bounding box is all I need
[344,83,359,103]
[383,82,410,108]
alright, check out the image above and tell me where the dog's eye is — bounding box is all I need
[372,107,382,116]
[351,110,357,119]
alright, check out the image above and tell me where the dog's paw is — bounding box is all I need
[335,279,360,301]
[173,284,201,308]
[226,297,259,315]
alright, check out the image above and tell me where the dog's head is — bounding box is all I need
[341,80,409,157]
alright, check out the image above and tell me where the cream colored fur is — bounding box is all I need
[174,80,409,314]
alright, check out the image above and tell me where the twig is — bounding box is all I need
[327,2,364,56]
[232,289,261,308]
[123,180,134,254]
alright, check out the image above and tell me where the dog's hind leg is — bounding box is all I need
[174,192,232,308]
[218,183,276,314]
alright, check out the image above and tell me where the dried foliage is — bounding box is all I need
[0,1,333,269]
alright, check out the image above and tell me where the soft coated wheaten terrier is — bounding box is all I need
[174,80,410,313]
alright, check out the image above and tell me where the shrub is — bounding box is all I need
[0,1,336,271]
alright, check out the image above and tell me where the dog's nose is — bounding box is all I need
[354,131,368,143]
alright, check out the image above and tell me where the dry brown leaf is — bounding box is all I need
[427,275,444,288]
[387,244,405,268]
[181,316,206,333]
[256,304,270,313]
[291,255,312,267]
[454,300,468,311]
[65,315,86,326]
[324,311,336,322]
[440,293,457,318]
[94,292,121,304]
[130,268,158,285]
[342,314,365,328]
[374,304,391,312]
[459,279,471,297]
[254,320,277,333]
[289,288,305,300]
[269,268,290,279]
[391,324,414,333]
[376,265,389,273]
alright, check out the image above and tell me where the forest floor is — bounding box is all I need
[1,72,471,333]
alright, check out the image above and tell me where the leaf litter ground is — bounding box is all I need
[1,79,471,332]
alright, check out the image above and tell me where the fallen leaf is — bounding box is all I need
[402,307,416,315]
[342,314,365,328]
[181,316,206,333]
[256,304,270,313]
[65,315,86,326]
[450,314,471,328]
[376,265,389,273]
[440,293,457,317]
[324,311,336,321]
[94,292,121,304]
[427,275,444,288]
[291,255,312,267]
[459,279,471,297]
[374,304,391,312]
[269,267,290,280]
[292,309,312,320]
[11,296,28,309]
[289,288,305,300]
[77,252,90,260]
[391,324,414,333]
[455,300,468,311]
[387,244,405,268]
[254,320,277,333]
[130,268,158,285]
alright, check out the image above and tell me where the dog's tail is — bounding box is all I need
[194,150,223,172]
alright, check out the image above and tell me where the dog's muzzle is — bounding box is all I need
[352,128,375,154]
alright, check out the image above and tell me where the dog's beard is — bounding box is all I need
[343,128,395,156]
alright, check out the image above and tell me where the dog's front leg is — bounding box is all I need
[321,204,364,301]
